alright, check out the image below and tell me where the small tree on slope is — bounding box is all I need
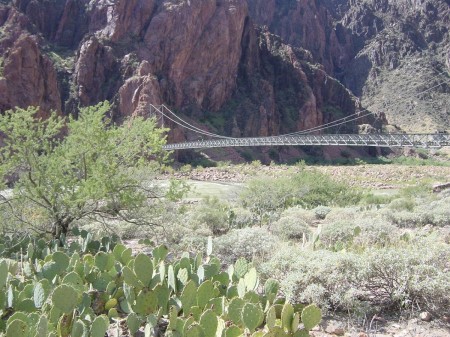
[0,102,169,239]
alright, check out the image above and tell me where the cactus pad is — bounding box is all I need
[301,304,321,330]
[281,303,294,332]
[197,280,217,309]
[127,313,141,334]
[177,267,189,285]
[266,305,277,330]
[244,267,258,291]
[33,280,50,308]
[0,260,8,287]
[134,289,158,315]
[70,320,86,337]
[90,315,109,337]
[185,323,205,337]
[293,329,310,337]
[52,284,79,314]
[134,253,153,287]
[234,258,248,279]
[6,319,28,337]
[181,280,197,316]
[228,297,245,325]
[241,303,264,333]
[94,252,115,272]
[199,309,218,337]
[224,325,242,337]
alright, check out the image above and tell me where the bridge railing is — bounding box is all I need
[162,133,450,150]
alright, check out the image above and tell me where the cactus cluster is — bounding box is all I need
[0,231,321,336]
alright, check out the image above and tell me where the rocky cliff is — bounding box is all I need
[1,0,447,152]
[248,0,450,132]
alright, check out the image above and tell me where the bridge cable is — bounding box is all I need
[151,105,233,139]
[283,74,450,135]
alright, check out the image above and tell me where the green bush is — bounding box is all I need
[191,197,232,235]
[382,209,431,228]
[261,238,450,315]
[240,170,364,225]
[319,221,357,249]
[213,227,279,265]
[270,216,311,241]
[388,197,416,211]
[313,206,332,219]
[229,207,254,229]
[279,206,317,225]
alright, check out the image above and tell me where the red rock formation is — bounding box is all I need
[0,5,61,116]
[1,0,392,148]
[74,36,118,106]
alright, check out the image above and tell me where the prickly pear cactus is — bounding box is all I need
[281,303,294,332]
[0,230,322,337]
[185,323,204,337]
[57,313,73,337]
[33,280,50,308]
[228,297,245,325]
[199,309,218,337]
[197,280,217,309]
[0,260,8,288]
[241,303,264,333]
[133,289,158,315]
[90,315,109,337]
[266,305,277,330]
[234,258,248,279]
[301,304,321,330]
[52,284,79,314]
[94,252,114,272]
[181,280,197,316]
[243,268,258,291]
[6,319,28,337]
[134,253,153,287]
[127,313,141,335]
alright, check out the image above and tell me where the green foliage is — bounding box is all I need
[191,197,232,235]
[261,238,450,315]
[240,170,363,224]
[270,216,311,241]
[0,103,168,239]
[212,227,279,265]
[0,230,321,336]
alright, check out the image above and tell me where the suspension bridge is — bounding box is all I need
[149,105,450,150]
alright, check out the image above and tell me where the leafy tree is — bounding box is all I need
[0,102,169,239]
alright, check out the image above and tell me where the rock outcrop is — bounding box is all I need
[4,0,447,153]
[247,0,450,131]
[0,6,60,116]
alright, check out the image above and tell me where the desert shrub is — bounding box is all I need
[323,207,359,224]
[191,197,231,235]
[314,206,332,219]
[356,242,450,314]
[388,197,416,211]
[212,227,279,265]
[229,207,254,228]
[240,170,363,224]
[399,182,432,198]
[260,239,450,315]
[260,246,361,311]
[319,221,357,249]
[270,215,311,241]
[353,220,399,247]
[382,209,431,228]
[361,193,394,206]
[279,206,317,225]
[419,196,450,227]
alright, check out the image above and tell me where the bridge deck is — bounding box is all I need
[163,133,450,150]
